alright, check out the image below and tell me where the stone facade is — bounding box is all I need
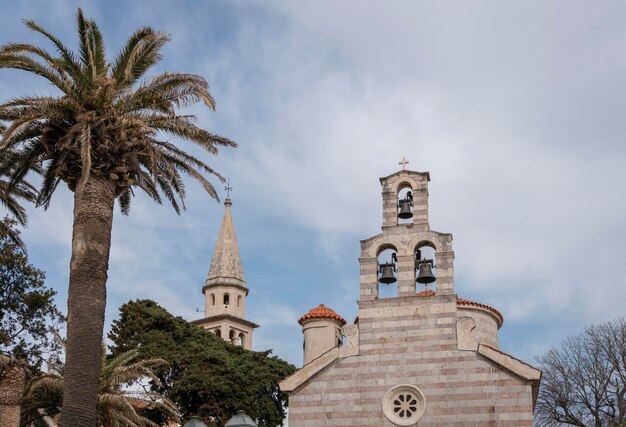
[0,356,25,427]
[280,170,540,426]
[192,198,258,349]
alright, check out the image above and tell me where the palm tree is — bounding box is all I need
[22,349,180,427]
[0,9,235,425]
[0,124,37,249]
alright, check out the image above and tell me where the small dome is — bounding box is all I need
[298,304,347,326]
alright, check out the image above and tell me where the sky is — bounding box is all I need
[1,1,625,368]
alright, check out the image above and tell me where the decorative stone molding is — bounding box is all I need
[279,347,339,393]
[339,323,359,358]
[457,316,479,351]
[382,384,426,426]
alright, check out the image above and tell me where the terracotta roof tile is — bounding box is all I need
[457,297,504,327]
[299,304,347,326]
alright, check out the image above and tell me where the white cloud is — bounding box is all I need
[2,0,625,368]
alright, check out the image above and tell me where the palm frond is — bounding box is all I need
[22,18,82,80]
[0,52,73,94]
[24,348,180,426]
[111,27,157,86]
[2,7,235,225]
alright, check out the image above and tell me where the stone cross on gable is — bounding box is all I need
[399,157,409,170]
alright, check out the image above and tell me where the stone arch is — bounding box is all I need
[390,176,420,200]
[414,240,436,250]
[396,183,415,225]
[407,231,455,295]
[229,329,236,344]
[407,232,446,253]
[367,235,409,258]
[237,295,242,307]
[210,293,215,306]
[376,242,398,257]
[215,329,221,338]
[223,293,230,305]
[396,180,415,193]
[238,333,245,347]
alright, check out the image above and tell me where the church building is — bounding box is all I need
[279,167,541,426]
[192,196,258,350]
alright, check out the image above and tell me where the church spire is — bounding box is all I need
[206,198,246,288]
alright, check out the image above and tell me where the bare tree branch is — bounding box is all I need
[536,317,626,427]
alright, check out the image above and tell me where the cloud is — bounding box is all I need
[2,0,625,368]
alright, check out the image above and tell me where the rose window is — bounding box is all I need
[382,384,426,425]
[393,392,419,418]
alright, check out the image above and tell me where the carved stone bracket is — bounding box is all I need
[339,323,359,358]
[457,316,479,351]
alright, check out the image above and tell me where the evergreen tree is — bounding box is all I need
[108,300,295,427]
[0,218,64,372]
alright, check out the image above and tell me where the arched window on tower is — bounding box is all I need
[215,329,221,338]
[397,185,414,225]
[378,246,398,299]
[210,294,215,305]
[415,243,436,293]
[223,293,230,306]
[237,295,242,307]
[229,329,236,344]
[238,333,244,347]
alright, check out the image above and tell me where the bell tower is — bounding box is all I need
[359,167,455,300]
[192,196,258,349]
[279,164,541,426]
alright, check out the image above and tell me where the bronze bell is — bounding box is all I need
[379,253,398,284]
[398,192,413,219]
[379,263,397,284]
[416,262,436,284]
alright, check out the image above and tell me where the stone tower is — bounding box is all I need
[280,168,541,426]
[192,198,258,350]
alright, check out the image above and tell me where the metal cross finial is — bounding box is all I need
[224,179,233,198]
[399,157,409,171]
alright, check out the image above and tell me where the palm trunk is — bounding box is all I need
[61,176,116,426]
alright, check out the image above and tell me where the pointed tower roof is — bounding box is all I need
[206,198,246,288]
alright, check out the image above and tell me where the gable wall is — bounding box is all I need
[287,295,534,426]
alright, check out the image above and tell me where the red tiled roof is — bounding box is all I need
[457,297,504,327]
[415,290,504,327]
[299,304,347,326]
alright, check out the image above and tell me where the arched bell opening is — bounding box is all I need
[238,333,244,347]
[237,295,242,307]
[377,247,398,299]
[215,329,221,338]
[397,184,414,225]
[210,293,216,306]
[223,293,230,306]
[229,329,236,344]
[415,242,437,292]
